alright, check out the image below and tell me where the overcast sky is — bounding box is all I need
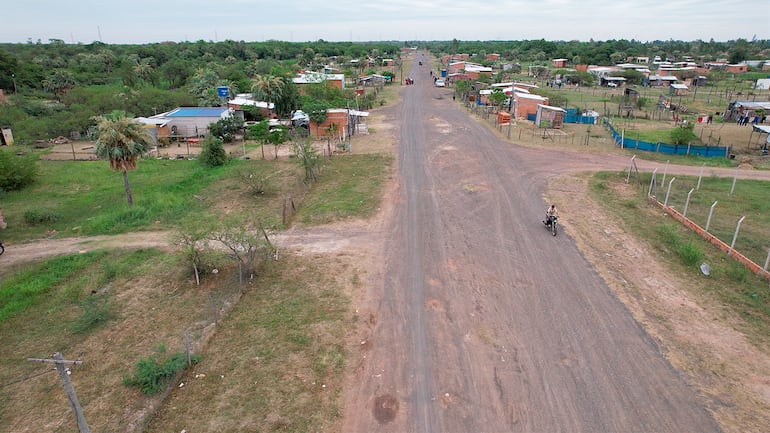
[2,0,768,44]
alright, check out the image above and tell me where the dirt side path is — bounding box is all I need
[0,232,173,277]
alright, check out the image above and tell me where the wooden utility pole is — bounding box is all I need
[27,352,91,433]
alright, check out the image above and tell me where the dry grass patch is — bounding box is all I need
[0,249,245,433]
[146,254,352,433]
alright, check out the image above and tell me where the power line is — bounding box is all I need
[0,367,56,389]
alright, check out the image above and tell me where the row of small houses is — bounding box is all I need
[137,99,368,143]
[136,70,371,142]
[475,82,583,128]
[440,57,702,96]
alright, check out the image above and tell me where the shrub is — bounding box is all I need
[239,170,272,196]
[24,209,61,225]
[657,224,704,267]
[724,262,750,283]
[0,148,38,191]
[656,223,679,247]
[676,241,703,267]
[72,294,113,333]
[207,116,242,143]
[123,347,201,395]
[199,136,228,167]
[670,122,697,145]
[621,198,639,209]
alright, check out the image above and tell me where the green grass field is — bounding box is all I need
[590,171,770,342]
[0,148,391,432]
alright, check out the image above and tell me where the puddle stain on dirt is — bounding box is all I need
[372,394,399,423]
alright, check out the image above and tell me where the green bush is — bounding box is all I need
[724,262,750,283]
[199,136,228,167]
[23,209,61,225]
[72,294,113,333]
[670,122,697,145]
[657,224,704,267]
[656,223,679,247]
[0,148,38,191]
[207,116,242,143]
[676,241,704,266]
[123,348,201,395]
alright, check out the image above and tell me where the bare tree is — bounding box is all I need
[210,224,275,277]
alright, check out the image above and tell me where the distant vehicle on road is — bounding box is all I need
[434,79,446,87]
[291,110,310,128]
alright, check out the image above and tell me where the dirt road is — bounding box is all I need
[340,54,736,432]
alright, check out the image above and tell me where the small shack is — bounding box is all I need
[748,124,770,153]
[0,126,13,146]
[535,105,566,129]
[724,101,770,121]
[227,94,274,119]
[669,83,689,96]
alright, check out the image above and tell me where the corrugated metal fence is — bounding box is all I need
[604,118,730,158]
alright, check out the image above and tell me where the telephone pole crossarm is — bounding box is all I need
[27,357,83,365]
[27,352,91,433]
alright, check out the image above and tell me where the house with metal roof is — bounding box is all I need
[137,106,234,140]
[646,75,678,87]
[669,83,689,96]
[292,71,346,89]
[536,104,566,129]
[512,91,548,120]
[227,94,275,119]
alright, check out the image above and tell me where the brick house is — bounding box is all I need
[309,108,369,139]
[726,64,748,73]
[512,92,548,120]
[552,58,568,68]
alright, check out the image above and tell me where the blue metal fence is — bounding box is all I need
[520,110,729,157]
[526,111,597,124]
[604,119,730,158]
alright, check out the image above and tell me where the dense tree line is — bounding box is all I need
[0,39,403,142]
[0,39,402,93]
[425,38,770,67]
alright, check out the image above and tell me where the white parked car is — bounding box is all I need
[434,79,446,87]
[607,82,618,88]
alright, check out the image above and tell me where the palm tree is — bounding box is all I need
[133,58,155,84]
[93,112,154,206]
[250,74,284,110]
[97,48,115,73]
[42,70,76,100]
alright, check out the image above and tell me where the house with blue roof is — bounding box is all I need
[137,106,235,140]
